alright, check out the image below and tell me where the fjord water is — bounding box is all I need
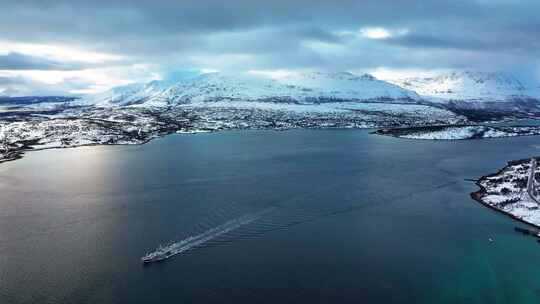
[2,130,540,303]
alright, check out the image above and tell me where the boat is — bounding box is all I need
[141,247,175,263]
[141,208,274,264]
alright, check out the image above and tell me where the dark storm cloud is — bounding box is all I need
[0,1,505,48]
[385,30,540,53]
[0,0,539,87]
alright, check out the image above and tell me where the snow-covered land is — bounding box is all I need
[0,97,465,163]
[3,70,540,165]
[0,107,195,162]
[389,71,539,103]
[384,71,540,120]
[81,72,421,107]
[78,70,540,122]
[376,125,540,140]
[0,71,468,164]
[473,158,540,227]
[81,80,173,107]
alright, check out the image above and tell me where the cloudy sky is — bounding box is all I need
[1,0,539,96]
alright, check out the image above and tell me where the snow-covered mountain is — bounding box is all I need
[389,71,539,103]
[82,80,173,106]
[81,72,420,107]
[275,72,419,102]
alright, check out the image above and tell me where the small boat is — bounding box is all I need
[141,246,175,263]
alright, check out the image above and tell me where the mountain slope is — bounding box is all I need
[390,71,539,102]
[82,80,172,106]
[82,72,421,107]
[274,72,419,102]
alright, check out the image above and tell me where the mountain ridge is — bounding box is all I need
[81,71,421,107]
[388,71,539,103]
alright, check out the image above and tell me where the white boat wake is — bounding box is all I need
[142,208,274,263]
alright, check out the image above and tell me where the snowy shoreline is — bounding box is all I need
[375,124,540,140]
[0,101,465,166]
[471,157,540,228]
[0,124,215,166]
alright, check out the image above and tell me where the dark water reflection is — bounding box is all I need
[1,130,540,303]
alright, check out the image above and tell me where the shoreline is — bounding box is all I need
[0,132,165,166]
[5,121,540,233]
[470,157,540,229]
[0,127,371,167]
[374,124,540,141]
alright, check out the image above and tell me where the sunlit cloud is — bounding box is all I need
[0,40,125,64]
[359,27,391,39]
[0,63,161,95]
[359,27,409,40]
[200,68,220,74]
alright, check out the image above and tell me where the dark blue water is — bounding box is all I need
[2,130,540,303]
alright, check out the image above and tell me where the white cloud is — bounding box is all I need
[0,63,162,94]
[200,68,220,74]
[359,27,409,40]
[0,40,140,95]
[0,40,124,64]
[359,27,391,39]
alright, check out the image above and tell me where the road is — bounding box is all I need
[527,158,540,204]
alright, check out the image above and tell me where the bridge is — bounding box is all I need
[527,158,540,204]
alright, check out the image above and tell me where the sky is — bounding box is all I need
[0,0,539,96]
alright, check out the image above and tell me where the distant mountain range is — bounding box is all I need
[388,71,540,103]
[80,72,420,107]
[2,71,539,115]
[78,71,540,108]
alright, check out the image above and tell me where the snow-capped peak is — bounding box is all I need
[273,71,414,100]
[82,71,420,107]
[388,71,537,102]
